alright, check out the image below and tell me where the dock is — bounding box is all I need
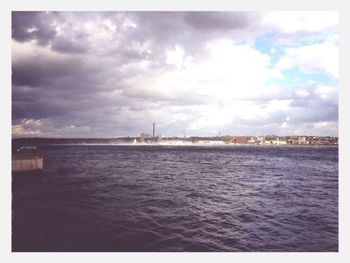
[12,146,43,172]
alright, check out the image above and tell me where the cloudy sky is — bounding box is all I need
[12,11,338,138]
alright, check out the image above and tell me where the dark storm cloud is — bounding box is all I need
[288,101,338,124]
[13,11,261,56]
[12,11,95,54]
[290,85,338,123]
[12,82,129,120]
[121,12,262,61]
[12,54,84,87]
[184,12,256,32]
[12,11,57,46]
[51,36,89,54]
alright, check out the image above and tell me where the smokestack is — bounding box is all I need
[153,122,155,140]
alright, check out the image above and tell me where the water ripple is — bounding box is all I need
[12,145,338,252]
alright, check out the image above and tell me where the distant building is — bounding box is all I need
[256,136,265,144]
[288,136,299,144]
[248,137,256,144]
[197,140,225,145]
[140,133,150,143]
[265,136,276,143]
[332,137,339,145]
[320,136,330,144]
[233,136,249,144]
[156,134,162,143]
[298,136,307,144]
[272,138,287,145]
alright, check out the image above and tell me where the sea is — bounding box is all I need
[12,145,338,252]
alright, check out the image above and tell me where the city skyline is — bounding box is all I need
[12,11,339,138]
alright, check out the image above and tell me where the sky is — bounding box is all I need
[12,11,339,138]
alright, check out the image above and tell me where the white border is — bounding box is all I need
[1,1,349,262]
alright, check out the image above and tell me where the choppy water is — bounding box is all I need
[12,145,338,252]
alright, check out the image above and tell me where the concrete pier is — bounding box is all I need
[12,147,43,172]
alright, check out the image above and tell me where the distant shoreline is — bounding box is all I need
[19,143,338,147]
[12,137,338,147]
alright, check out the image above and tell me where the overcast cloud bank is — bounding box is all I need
[12,11,338,137]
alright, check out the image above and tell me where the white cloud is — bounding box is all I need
[109,39,296,134]
[262,11,338,34]
[294,88,310,98]
[276,41,338,79]
[12,119,43,137]
[281,121,289,129]
[314,85,336,100]
[130,39,281,102]
[312,121,338,135]
[166,45,185,68]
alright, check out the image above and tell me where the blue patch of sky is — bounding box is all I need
[253,32,283,64]
[284,29,339,48]
[253,29,338,63]
[252,30,338,88]
[266,66,338,88]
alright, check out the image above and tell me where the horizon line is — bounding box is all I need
[12,135,339,139]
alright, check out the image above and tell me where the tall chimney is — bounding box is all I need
[153,122,155,140]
